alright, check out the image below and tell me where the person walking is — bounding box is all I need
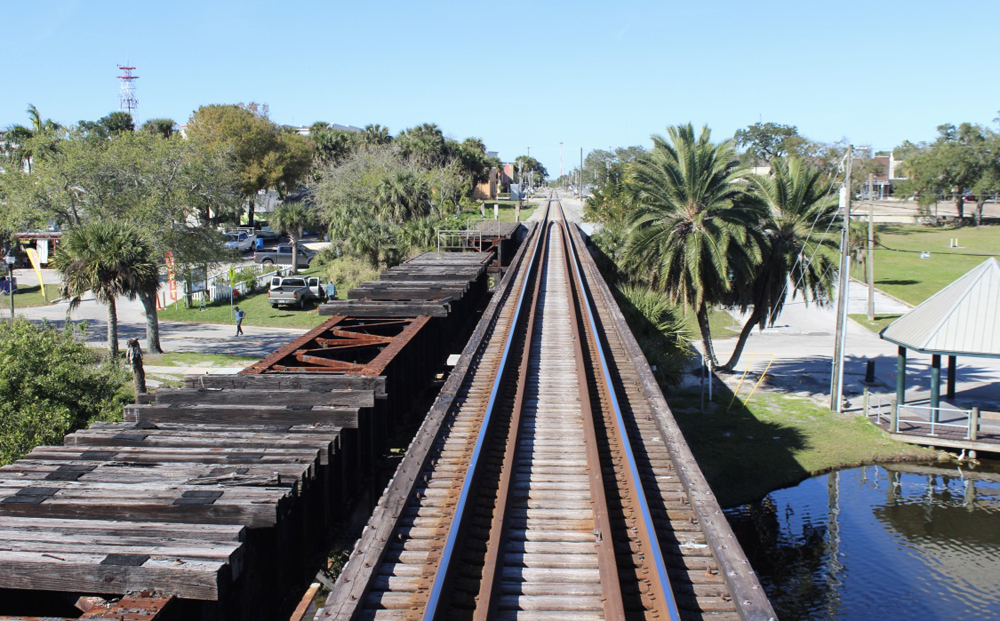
[234,306,245,336]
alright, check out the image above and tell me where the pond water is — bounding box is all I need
[725,462,1000,620]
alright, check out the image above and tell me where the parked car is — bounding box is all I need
[255,226,280,240]
[224,231,255,252]
[963,194,977,203]
[253,244,315,267]
[267,276,324,308]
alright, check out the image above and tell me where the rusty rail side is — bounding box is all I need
[568,221,777,621]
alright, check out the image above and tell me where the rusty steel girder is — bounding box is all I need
[243,316,430,376]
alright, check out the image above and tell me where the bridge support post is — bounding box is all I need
[947,355,956,398]
[970,407,979,441]
[931,354,941,421]
[896,346,907,406]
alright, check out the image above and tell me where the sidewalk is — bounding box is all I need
[710,281,1000,411]
[3,287,308,359]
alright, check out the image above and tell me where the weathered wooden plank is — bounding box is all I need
[125,404,360,428]
[153,388,374,408]
[0,550,228,600]
[184,374,387,397]
[0,516,244,541]
[0,497,283,528]
[63,428,338,465]
[353,280,470,291]
[318,302,449,318]
[348,290,464,302]
[3,459,312,484]
[24,445,323,465]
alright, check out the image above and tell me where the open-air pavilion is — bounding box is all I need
[876,257,1000,453]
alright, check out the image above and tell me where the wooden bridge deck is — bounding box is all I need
[0,250,502,620]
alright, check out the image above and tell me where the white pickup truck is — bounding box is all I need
[224,230,256,253]
[267,276,324,309]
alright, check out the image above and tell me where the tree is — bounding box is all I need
[900,123,995,222]
[363,124,392,146]
[99,111,135,135]
[2,104,62,173]
[514,155,549,184]
[734,122,806,165]
[722,158,838,370]
[141,118,176,138]
[310,127,362,169]
[397,123,448,168]
[51,220,161,357]
[271,202,315,274]
[0,319,131,465]
[625,124,762,371]
[582,146,644,187]
[615,285,693,387]
[453,137,491,189]
[186,103,312,225]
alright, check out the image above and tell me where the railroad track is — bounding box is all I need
[323,198,774,621]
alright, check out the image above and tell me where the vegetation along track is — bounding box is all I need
[322,198,774,620]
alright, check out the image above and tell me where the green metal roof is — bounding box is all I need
[881,258,1000,358]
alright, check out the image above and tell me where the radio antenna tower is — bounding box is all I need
[117,64,139,125]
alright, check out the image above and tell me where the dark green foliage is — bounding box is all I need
[614,285,692,387]
[0,320,132,465]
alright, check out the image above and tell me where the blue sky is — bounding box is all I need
[5,0,1000,175]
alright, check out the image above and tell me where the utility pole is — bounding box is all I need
[559,142,563,187]
[579,148,584,199]
[830,145,853,412]
[867,173,875,322]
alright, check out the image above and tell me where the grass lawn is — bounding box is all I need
[848,313,902,333]
[460,201,536,224]
[667,387,936,507]
[2,284,63,308]
[158,263,331,329]
[681,307,742,341]
[157,289,328,330]
[144,352,260,368]
[859,223,1000,306]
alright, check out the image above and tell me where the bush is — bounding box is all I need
[323,257,380,299]
[0,319,133,465]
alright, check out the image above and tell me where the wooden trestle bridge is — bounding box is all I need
[0,198,773,620]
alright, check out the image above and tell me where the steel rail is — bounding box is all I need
[473,218,626,620]
[554,218,627,618]
[473,219,553,619]
[422,202,550,620]
[558,200,683,621]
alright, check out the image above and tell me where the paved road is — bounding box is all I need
[3,269,307,358]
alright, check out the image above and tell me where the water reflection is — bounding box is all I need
[725,462,1000,620]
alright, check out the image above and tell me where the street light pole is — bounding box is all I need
[559,142,563,188]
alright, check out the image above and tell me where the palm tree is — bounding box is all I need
[271,203,315,274]
[3,104,62,173]
[374,171,429,224]
[625,124,763,370]
[616,284,693,387]
[721,158,838,371]
[363,124,391,146]
[52,220,160,357]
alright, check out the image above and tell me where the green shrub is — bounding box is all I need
[0,319,133,465]
[323,257,380,299]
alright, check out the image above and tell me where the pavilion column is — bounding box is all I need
[947,355,956,398]
[896,346,907,406]
[930,354,941,421]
